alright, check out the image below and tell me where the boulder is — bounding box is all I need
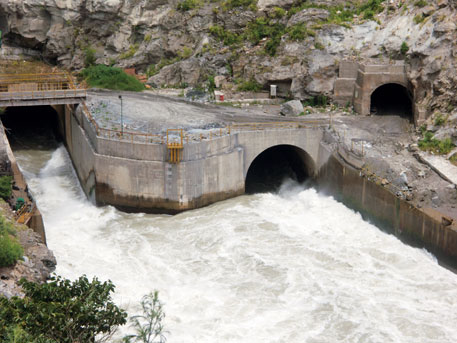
[433,127,457,145]
[257,0,295,11]
[280,100,303,116]
[287,8,329,27]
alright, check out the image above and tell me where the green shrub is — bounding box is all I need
[414,0,427,8]
[271,6,286,18]
[177,0,203,11]
[0,275,127,342]
[304,95,328,107]
[81,65,145,92]
[0,233,23,267]
[414,14,424,24]
[0,176,12,200]
[400,41,409,55]
[358,0,385,14]
[209,25,241,46]
[120,44,139,59]
[314,41,324,50]
[418,131,455,154]
[434,113,446,126]
[83,46,97,67]
[178,46,193,59]
[237,79,263,92]
[244,17,285,55]
[450,153,457,166]
[0,215,16,237]
[286,23,315,41]
[222,0,257,11]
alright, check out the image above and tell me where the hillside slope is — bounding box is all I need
[0,0,456,116]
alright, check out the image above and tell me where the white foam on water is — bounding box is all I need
[16,146,457,343]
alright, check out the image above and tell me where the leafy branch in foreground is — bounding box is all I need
[0,275,127,343]
[123,291,167,343]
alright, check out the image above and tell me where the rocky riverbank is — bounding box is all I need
[0,204,56,299]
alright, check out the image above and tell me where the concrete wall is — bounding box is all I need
[333,60,358,105]
[317,150,457,263]
[237,128,323,177]
[333,61,422,124]
[353,62,410,116]
[65,107,324,213]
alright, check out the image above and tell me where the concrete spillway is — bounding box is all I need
[12,143,457,343]
[1,102,457,263]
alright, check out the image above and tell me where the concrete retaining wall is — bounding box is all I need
[64,108,457,262]
[317,149,457,263]
[65,107,324,213]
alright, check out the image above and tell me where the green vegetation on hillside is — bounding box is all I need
[419,131,455,155]
[0,176,12,201]
[209,0,387,56]
[81,65,144,92]
[236,79,263,92]
[177,0,203,11]
[222,0,258,11]
[0,215,23,268]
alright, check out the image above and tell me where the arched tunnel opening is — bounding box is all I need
[0,105,61,151]
[370,83,413,119]
[245,145,313,194]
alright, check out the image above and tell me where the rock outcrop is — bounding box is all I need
[280,99,303,116]
[0,225,56,298]
[0,0,457,118]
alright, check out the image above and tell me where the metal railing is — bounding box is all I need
[80,100,330,147]
[15,203,35,225]
[0,72,86,101]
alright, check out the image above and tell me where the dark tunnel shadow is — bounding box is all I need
[245,145,313,194]
[370,83,412,120]
[0,106,61,150]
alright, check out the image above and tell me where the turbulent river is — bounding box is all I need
[13,144,457,343]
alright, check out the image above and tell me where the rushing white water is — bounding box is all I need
[15,145,457,343]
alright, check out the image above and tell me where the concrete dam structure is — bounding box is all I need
[66,105,326,213]
[0,73,456,264]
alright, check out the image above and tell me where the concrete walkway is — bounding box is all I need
[417,153,457,186]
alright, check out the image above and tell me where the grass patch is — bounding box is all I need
[414,0,427,8]
[119,44,139,59]
[450,153,457,166]
[286,23,315,41]
[177,0,203,11]
[418,131,455,154]
[222,0,257,11]
[304,95,328,107]
[0,176,12,201]
[434,113,447,126]
[236,79,263,92]
[84,46,96,67]
[209,25,242,46]
[0,215,23,267]
[413,14,424,24]
[81,65,144,92]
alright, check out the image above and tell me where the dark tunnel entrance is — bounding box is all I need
[370,83,412,119]
[1,106,61,150]
[245,145,313,194]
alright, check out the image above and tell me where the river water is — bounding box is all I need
[13,144,457,343]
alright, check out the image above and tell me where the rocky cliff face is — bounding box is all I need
[0,214,56,298]
[0,0,457,116]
